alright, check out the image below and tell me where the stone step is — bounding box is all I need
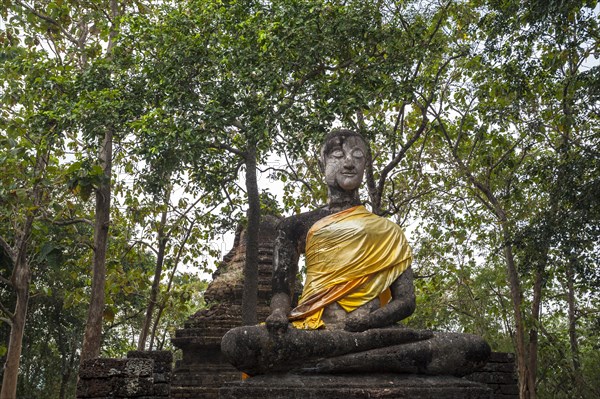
[220,373,493,399]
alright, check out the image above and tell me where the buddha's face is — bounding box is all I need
[322,135,367,192]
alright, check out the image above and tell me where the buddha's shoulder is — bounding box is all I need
[362,210,406,234]
[276,208,331,239]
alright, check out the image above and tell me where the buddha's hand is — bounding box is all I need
[344,314,371,332]
[266,308,289,333]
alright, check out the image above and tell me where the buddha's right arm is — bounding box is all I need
[267,222,300,331]
[266,292,291,332]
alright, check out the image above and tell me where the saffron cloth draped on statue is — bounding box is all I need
[290,205,412,329]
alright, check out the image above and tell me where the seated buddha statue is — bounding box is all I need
[221,129,490,376]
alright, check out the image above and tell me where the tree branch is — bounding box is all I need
[105,307,146,330]
[406,2,451,85]
[275,59,355,119]
[454,98,477,155]
[16,0,80,46]
[376,108,429,200]
[433,112,500,218]
[211,142,246,158]
[165,196,202,238]
[489,133,527,172]
[447,303,477,320]
[0,300,15,322]
[0,235,15,263]
[46,217,94,227]
[0,275,12,288]
[131,240,159,256]
[105,0,119,56]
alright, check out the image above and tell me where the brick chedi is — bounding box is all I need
[170,215,280,399]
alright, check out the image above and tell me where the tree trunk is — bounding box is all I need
[59,366,71,399]
[138,192,170,351]
[57,285,79,399]
[565,254,585,395]
[566,265,579,369]
[80,128,113,363]
[0,259,30,399]
[440,119,537,398]
[241,141,260,325]
[527,265,543,399]
[0,147,48,399]
[500,221,534,399]
[149,219,194,349]
[149,303,165,350]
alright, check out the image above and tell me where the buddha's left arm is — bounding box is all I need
[344,267,416,332]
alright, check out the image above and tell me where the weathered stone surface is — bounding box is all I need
[153,372,170,383]
[481,361,515,373]
[113,377,154,397]
[78,358,153,380]
[76,351,173,399]
[467,371,516,385]
[222,324,491,377]
[499,384,519,395]
[79,359,131,380]
[464,352,518,399]
[127,350,172,368]
[123,359,154,378]
[489,352,515,363]
[77,378,115,398]
[220,373,492,399]
[153,382,171,396]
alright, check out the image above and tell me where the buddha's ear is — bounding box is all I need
[318,157,325,174]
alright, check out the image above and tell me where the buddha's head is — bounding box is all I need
[320,129,370,192]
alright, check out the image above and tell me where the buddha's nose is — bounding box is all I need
[343,156,355,169]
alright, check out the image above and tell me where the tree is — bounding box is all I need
[0,13,75,394]
[405,1,600,397]
[4,0,158,376]
[76,0,120,364]
[2,0,114,370]
[16,220,90,399]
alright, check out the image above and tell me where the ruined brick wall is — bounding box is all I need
[465,352,519,399]
[76,350,172,399]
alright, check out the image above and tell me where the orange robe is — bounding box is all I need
[290,205,412,329]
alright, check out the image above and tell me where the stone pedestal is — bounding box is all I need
[169,213,515,399]
[465,352,519,398]
[219,373,492,399]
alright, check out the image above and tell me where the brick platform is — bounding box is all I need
[220,373,493,399]
[76,350,172,399]
[465,352,519,399]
